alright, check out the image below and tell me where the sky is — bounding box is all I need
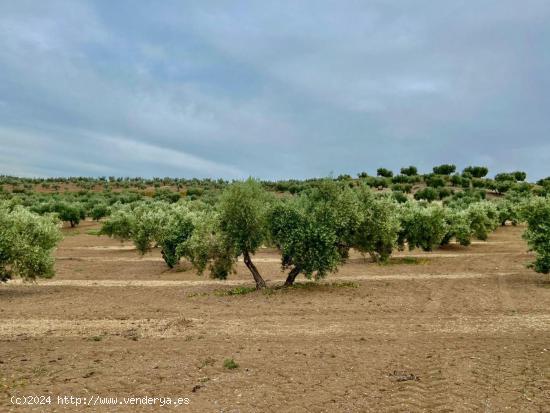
[1,1,549,181]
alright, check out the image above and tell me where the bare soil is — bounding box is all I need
[1,222,549,412]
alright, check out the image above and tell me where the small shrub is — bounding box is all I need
[214,286,257,296]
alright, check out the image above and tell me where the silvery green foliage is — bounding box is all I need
[177,208,236,279]
[268,180,361,281]
[216,178,274,288]
[217,178,271,257]
[495,191,532,226]
[441,208,473,246]
[353,187,401,262]
[496,199,520,226]
[465,201,499,241]
[398,202,448,251]
[159,205,195,268]
[0,202,62,281]
[522,197,550,274]
[32,201,86,227]
[100,202,140,242]
[268,198,341,280]
[100,201,195,268]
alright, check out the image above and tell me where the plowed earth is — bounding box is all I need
[1,221,549,412]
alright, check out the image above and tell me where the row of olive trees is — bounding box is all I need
[0,202,62,281]
[100,179,509,289]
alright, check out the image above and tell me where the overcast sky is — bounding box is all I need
[1,1,549,180]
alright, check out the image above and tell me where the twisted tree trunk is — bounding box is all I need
[284,266,301,287]
[243,251,266,289]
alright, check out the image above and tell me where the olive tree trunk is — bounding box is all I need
[243,251,266,289]
[284,266,301,287]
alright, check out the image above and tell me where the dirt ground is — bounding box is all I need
[1,221,549,412]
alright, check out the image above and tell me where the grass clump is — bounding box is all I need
[286,281,359,291]
[214,286,257,296]
[381,257,430,265]
[223,358,239,370]
[87,335,103,342]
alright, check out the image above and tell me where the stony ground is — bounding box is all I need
[1,221,549,412]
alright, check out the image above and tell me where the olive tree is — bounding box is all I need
[398,203,448,251]
[465,202,499,241]
[100,204,136,241]
[101,202,195,268]
[53,202,86,227]
[377,168,393,178]
[441,208,473,246]
[463,166,489,178]
[91,203,110,221]
[32,201,86,227]
[496,199,521,226]
[158,205,195,268]
[522,197,550,274]
[0,204,62,281]
[217,179,272,289]
[414,187,438,202]
[352,188,401,263]
[400,166,418,176]
[432,164,456,175]
[177,208,236,279]
[268,180,360,286]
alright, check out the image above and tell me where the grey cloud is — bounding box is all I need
[0,0,549,180]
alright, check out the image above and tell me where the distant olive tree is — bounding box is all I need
[465,202,499,241]
[377,168,393,178]
[91,203,110,221]
[463,166,489,178]
[101,202,195,268]
[400,166,418,176]
[425,175,446,188]
[441,208,473,246]
[414,187,439,202]
[37,202,85,227]
[432,164,456,175]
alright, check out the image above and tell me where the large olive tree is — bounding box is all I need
[352,187,401,263]
[217,179,272,289]
[522,197,550,274]
[268,180,360,286]
[398,202,448,251]
[0,203,62,281]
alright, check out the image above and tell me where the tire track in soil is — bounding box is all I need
[382,353,477,413]
[382,279,482,412]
